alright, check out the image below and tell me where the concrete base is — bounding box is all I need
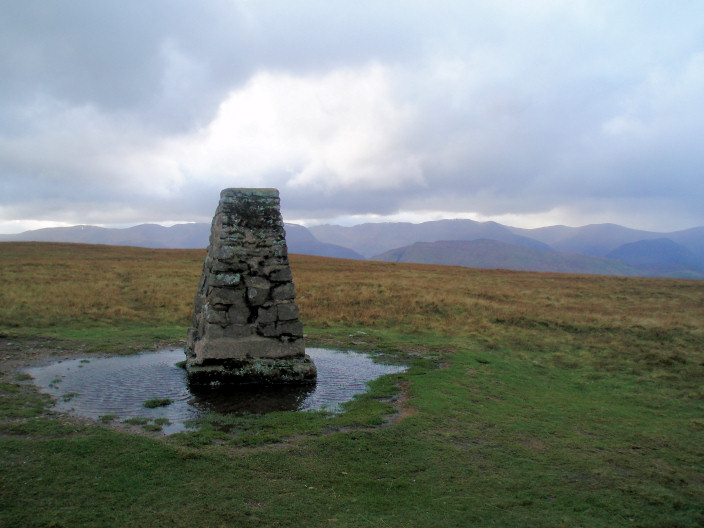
[185,354,317,387]
[192,335,305,362]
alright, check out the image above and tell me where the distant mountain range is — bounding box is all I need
[2,219,703,279]
[0,223,364,260]
[373,239,641,276]
[312,220,704,278]
[310,219,553,257]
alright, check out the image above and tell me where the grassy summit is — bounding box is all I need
[1,242,703,526]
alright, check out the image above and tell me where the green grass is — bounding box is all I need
[2,345,702,526]
[1,243,703,526]
[143,398,174,409]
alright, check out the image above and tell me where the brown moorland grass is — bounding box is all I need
[0,242,203,328]
[0,240,702,399]
[2,242,703,375]
[292,253,704,378]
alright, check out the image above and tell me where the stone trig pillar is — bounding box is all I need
[185,188,316,385]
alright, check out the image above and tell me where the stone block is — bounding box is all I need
[210,287,245,307]
[258,306,278,324]
[197,273,207,293]
[209,272,241,287]
[213,245,236,262]
[204,304,228,326]
[204,323,253,339]
[244,276,271,290]
[193,293,206,315]
[186,327,198,349]
[196,312,207,337]
[258,323,280,337]
[277,320,303,337]
[227,303,250,325]
[267,267,293,282]
[272,283,295,300]
[277,302,299,321]
[192,335,305,362]
[247,286,269,306]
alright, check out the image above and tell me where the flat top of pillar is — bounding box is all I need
[220,188,279,198]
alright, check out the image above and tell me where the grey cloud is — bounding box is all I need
[0,1,426,133]
[1,1,250,133]
[1,1,704,233]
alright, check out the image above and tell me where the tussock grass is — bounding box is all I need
[0,242,202,329]
[143,398,173,409]
[292,254,704,379]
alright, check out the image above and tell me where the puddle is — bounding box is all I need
[25,348,406,434]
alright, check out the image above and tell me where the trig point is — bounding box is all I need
[185,188,316,385]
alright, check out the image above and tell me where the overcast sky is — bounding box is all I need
[1,1,703,234]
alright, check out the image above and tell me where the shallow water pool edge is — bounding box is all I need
[24,347,408,439]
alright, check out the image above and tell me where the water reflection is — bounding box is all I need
[25,347,406,434]
[188,382,315,415]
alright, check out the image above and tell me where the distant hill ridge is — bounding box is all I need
[2,219,703,278]
[0,223,364,260]
[310,219,553,258]
[372,239,641,276]
[605,238,704,278]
